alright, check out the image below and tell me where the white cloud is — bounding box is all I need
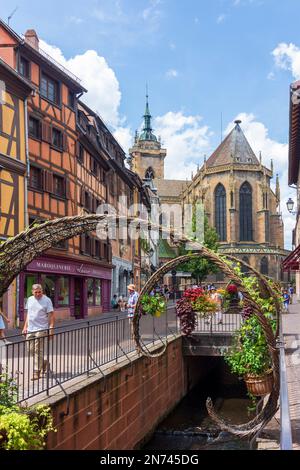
[68,16,83,25]
[165,69,178,79]
[39,39,132,154]
[217,14,227,24]
[272,42,300,80]
[39,39,121,128]
[225,113,293,248]
[142,0,162,25]
[154,111,213,180]
[113,127,133,154]
[267,71,275,80]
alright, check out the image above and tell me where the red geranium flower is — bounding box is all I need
[227,284,238,294]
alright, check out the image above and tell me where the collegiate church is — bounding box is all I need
[129,97,288,281]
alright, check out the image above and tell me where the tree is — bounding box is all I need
[178,216,219,284]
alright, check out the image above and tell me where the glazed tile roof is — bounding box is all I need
[154,179,189,198]
[206,120,260,168]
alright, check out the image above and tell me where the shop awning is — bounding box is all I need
[282,244,300,271]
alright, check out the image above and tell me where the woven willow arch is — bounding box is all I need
[0,214,110,298]
[133,248,280,438]
[0,216,280,438]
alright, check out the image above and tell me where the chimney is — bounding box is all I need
[24,29,39,50]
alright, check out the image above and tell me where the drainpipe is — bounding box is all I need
[24,97,30,227]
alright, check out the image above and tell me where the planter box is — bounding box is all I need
[244,370,273,396]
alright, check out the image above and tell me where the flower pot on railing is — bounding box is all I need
[244,370,274,396]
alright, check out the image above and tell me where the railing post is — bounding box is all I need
[86,322,90,377]
[46,329,50,396]
[115,316,118,363]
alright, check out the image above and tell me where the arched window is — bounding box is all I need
[239,182,253,241]
[145,167,155,180]
[241,256,250,274]
[260,257,268,276]
[215,183,227,242]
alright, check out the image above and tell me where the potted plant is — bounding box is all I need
[140,293,166,317]
[225,307,274,396]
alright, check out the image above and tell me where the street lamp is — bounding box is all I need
[286,198,296,215]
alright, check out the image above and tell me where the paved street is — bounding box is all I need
[282,300,300,450]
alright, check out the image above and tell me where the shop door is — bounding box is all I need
[74,278,84,319]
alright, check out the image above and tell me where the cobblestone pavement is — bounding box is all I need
[282,300,300,450]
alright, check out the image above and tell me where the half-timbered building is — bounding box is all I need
[0,20,146,321]
[0,58,34,322]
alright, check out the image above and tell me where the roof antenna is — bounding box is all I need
[8,6,18,26]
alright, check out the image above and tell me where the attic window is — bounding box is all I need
[248,158,252,163]
[236,157,240,162]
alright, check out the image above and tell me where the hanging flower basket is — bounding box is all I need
[140,293,166,317]
[244,370,274,397]
[176,287,219,336]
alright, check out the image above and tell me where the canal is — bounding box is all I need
[144,361,253,450]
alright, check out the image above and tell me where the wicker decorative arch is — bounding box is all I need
[0,214,110,298]
[0,216,280,438]
[133,248,280,438]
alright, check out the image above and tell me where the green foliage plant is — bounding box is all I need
[223,260,278,379]
[140,294,166,317]
[0,372,55,450]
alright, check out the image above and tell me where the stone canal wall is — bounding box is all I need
[46,337,215,450]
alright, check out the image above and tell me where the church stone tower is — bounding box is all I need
[129,95,166,181]
[181,119,288,281]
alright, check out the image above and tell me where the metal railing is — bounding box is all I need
[193,311,242,334]
[0,308,179,404]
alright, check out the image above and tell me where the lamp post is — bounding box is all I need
[286,198,297,215]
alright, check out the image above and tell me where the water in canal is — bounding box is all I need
[144,363,254,450]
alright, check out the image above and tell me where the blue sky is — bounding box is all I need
[3,0,300,247]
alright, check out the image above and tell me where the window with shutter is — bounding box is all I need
[80,186,85,206]
[43,170,54,193]
[53,174,66,198]
[29,116,41,139]
[52,128,63,150]
[29,166,43,190]
[62,133,68,151]
[42,121,52,143]
[80,234,85,254]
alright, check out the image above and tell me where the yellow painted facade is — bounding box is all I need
[0,61,33,323]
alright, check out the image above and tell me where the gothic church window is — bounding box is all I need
[241,256,250,275]
[215,183,227,242]
[260,257,268,276]
[239,182,253,241]
[145,167,155,180]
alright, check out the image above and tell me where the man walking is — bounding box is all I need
[22,284,55,380]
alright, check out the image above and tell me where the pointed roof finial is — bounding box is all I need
[139,86,157,142]
[234,119,242,126]
[259,151,262,164]
[276,173,280,202]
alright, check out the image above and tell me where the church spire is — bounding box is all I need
[139,91,157,142]
[143,92,152,133]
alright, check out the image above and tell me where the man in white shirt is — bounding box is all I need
[22,284,55,380]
